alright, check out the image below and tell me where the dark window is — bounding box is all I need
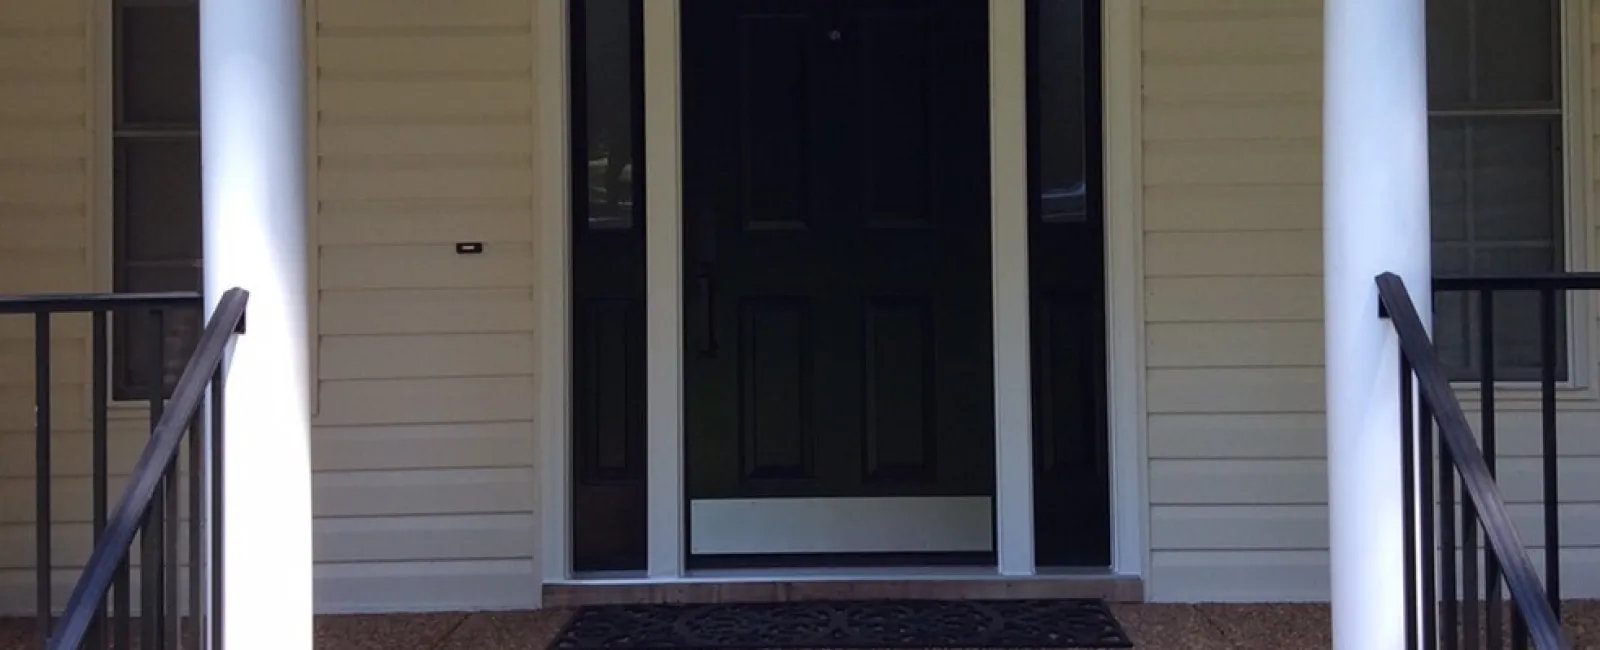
[1426,0,1568,382]
[569,0,648,572]
[1030,0,1092,226]
[574,0,642,232]
[1026,0,1112,567]
[112,0,203,400]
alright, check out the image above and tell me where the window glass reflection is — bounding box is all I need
[1032,0,1089,224]
[578,0,639,230]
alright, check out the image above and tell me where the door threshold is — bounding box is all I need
[560,565,1121,583]
[543,567,1142,607]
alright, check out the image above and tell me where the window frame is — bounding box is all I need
[94,0,205,406]
[1434,0,1596,399]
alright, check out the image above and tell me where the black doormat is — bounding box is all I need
[547,598,1134,649]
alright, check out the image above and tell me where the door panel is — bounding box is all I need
[682,0,994,557]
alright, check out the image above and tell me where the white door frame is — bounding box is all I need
[536,0,1146,584]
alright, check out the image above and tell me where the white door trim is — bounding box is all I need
[534,0,573,584]
[988,0,1037,576]
[1101,0,1149,579]
[535,0,1149,584]
[641,0,687,578]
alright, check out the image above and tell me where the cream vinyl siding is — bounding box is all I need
[0,0,543,615]
[309,0,539,612]
[1139,0,1600,602]
[0,0,105,612]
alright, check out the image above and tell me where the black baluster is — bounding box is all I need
[188,413,204,650]
[35,313,51,649]
[1538,287,1559,616]
[164,452,179,650]
[210,366,227,650]
[162,309,182,647]
[1441,438,1457,650]
[115,555,130,650]
[91,310,109,650]
[1510,605,1527,650]
[142,309,166,650]
[1421,397,1437,650]
[1466,288,1493,650]
[1461,487,1479,650]
[1403,357,1419,650]
[1481,291,1501,649]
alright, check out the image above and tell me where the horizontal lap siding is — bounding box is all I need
[1141,0,1600,602]
[310,0,540,613]
[0,0,101,614]
[0,0,544,615]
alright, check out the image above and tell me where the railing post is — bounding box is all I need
[1538,287,1560,614]
[209,369,226,650]
[91,310,108,650]
[1324,0,1432,648]
[142,309,166,650]
[1401,360,1418,648]
[1474,288,1494,650]
[35,313,51,649]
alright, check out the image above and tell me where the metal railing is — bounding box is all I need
[1,289,248,650]
[1430,272,1600,632]
[1378,272,1570,649]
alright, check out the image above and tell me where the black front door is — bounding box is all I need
[681,0,995,559]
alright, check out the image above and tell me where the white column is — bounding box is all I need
[1323,0,1432,649]
[200,0,312,648]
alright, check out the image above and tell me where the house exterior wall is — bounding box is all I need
[1140,0,1337,601]
[304,0,541,612]
[1,0,1598,614]
[0,0,544,614]
[1137,0,1600,601]
[0,0,96,611]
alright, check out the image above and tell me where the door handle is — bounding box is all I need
[695,265,716,356]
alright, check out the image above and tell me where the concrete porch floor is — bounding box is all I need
[3,602,1598,649]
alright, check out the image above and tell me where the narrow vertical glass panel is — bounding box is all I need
[112,137,202,400]
[1472,0,1558,105]
[1425,0,1558,107]
[1031,0,1088,224]
[1465,118,1562,242]
[118,2,201,125]
[1429,115,1563,259]
[1431,247,1472,371]
[1425,0,1472,106]
[1428,118,1469,242]
[1027,0,1111,568]
[569,0,647,573]
[112,0,202,399]
[116,138,203,263]
[576,0,640,231]
[115,268,201,398]
[1430,114,1566,382]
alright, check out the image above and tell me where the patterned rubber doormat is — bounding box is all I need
[547,598,1135,649]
